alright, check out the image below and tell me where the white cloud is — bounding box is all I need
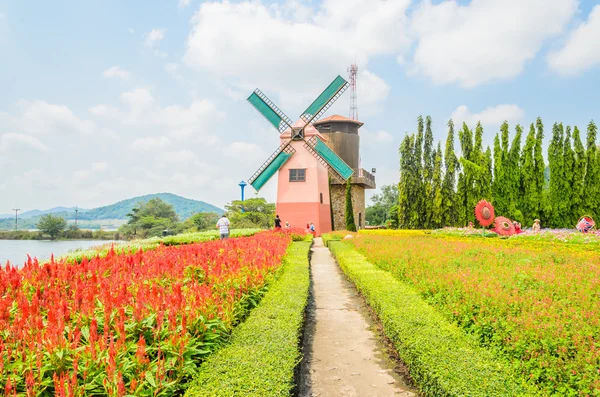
[145,28,166,48]
[548,5,600,76]
[91,162,108,172]
[178,0,192,8]
[0,132,49,152]
[0,100,95,136]
[103,66,131,80]
[451,104,525,128]
[409,0,578,87]
[131,136,172,151]
[128,28,135,34]
[184,0,409,108]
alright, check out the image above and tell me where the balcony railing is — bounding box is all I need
[357,168,375,184]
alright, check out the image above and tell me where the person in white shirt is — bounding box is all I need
[216,215,230,240]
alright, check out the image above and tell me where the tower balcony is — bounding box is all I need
[330,168,376,189]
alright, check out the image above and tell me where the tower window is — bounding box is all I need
[289,169,306,182]
[320,193,323,203]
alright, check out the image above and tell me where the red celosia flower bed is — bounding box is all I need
[0,231,291,396]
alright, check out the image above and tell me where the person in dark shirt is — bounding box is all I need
[274,215,282,229]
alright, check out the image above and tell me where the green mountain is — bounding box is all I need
[79,193,223,221]
[0,193,223,230]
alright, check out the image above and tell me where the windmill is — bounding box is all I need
[246,75,355,235]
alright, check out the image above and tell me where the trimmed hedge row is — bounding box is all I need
[184,240,312,397]
[325,238,538,397]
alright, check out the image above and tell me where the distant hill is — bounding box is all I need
[80,193,223,221]
[0,193,223,229]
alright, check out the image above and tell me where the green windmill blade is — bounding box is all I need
[247,89,294,134]
[248,143,296,191]
[304,136,354,183]
[300,75,349,126]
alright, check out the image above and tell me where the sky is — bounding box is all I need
[1,0,599,214]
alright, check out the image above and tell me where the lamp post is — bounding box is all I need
[238,181,247,202]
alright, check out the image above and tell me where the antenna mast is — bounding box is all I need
[348,63,358,120]
[12,208,20,231]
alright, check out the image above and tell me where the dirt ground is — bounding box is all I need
[296,238,418,397]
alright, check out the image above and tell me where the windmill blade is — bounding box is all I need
[248,142,296,191]
[247,89,294,134]
[304,136,354,183]
[300,75,350,126]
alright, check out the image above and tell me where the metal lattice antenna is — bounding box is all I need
[348,63,358,120]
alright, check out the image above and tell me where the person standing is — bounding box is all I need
[309,222,315,236]
[274,215,282,229]
[216,214,230,240]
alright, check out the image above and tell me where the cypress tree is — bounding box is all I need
[563,126,575,226]
[483,147,493,200]
[414,116,425,227]
[457,122,475,225]
[572,126,586,221]
[472,122,488,202]
[397,135,412,228]
[534,118,546,225]
[492,133,507,215]
[584,121,599,217]
[441,120,458,226]
[548,123,565,227]
[345,178,356,232]
[520,123,537,225]
[431,143,444,228]
[508,124,523,222]
[423,116,435,228]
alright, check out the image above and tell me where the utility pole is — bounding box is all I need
[74,206,79,227]
[12,208,20,231]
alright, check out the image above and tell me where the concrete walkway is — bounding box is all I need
[298,238,417,397]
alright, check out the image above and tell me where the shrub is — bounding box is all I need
[185,241,311,397]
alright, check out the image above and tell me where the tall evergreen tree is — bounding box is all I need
[492,133,508,215]
[472,122,488,202]
[398,135,420,228]
[508,124,523,221]
[441,120,458,226]
[457,122,476,225]
[563,126,575,225]
[414,116,425,226]
[483,147,493,200]
[548,123,565,227]
[584,121,599,216]
[423,116,435,228]
[431,143,444,228]
[572,126,586,221]
[520,123,537,225]
[534,117,547,225]
[345,178,357,232]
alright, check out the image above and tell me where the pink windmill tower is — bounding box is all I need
[246,76,354,236]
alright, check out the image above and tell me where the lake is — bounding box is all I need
[0,240,122,268]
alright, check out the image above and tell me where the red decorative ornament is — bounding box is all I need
[494,216,515,236]
[474,200,495,227]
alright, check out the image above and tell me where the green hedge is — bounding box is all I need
[184,240,312,397]
[325,239,538,397]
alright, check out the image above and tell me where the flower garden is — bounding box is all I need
[0,229,309,396]
[326,229,600,396]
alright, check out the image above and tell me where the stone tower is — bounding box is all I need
[313,115,376,230]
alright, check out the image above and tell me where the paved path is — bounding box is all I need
[298,238,417,397]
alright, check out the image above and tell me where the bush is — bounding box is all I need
[184,241,311,397]
[325,238,536,397]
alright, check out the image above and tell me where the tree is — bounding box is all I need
[548,123,565,227]
[492,133,506,215]
[37,214,67,240]
[520,123,537,225]
[584,121,599,216]
[423,116,435,228]
[572,126,586,222]
[431,143,444,228]
[456,122,474,226]
[441,120,458,226]
[345,178,357,231]
[563,126,575,225]
[189,212,220,231]
[534,117,546,224]
[120,198,179,238]
[225,197,275,229]
[365,184,398,226]
[398,134,413,228]
[507,124,523,222]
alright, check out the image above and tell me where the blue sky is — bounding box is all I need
[1,0,599,213]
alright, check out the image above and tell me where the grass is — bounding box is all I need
[323,235,536,397]
[184,240,312,397]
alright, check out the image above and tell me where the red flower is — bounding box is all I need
[475,200,495,227]
[494,216,515,236]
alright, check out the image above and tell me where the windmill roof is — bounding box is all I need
[313,114,364,126]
